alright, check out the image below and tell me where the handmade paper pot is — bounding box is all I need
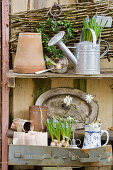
[14,33,46,73]
[29,105,48,132]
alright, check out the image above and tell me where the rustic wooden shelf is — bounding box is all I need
[6,69,113,79]
[6,69,113,88]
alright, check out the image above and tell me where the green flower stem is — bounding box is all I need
[46,120,54,142]
[46,117,75,144]
[53,121,61,143]
[71,104,86,124]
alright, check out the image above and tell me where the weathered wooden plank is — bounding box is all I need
[100,58,113,70]
[51,78,73,88]
[2,0,9,170]
[59,0,76,5]
[34,0,47,9]
[34,0,38,9]
[13,79,34,120]
[12,78,51,120]
[11,0,28,14]
[87,79,113,130]
[33,78,51,103]
[85,166,112,170]
[74,79,86,92]
[6,69,113,80]
[46,0,58,8]
[27,0,30,10]
[43,168,73,170]
[12,165,35,169]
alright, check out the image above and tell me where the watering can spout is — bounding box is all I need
[48,31,78,66]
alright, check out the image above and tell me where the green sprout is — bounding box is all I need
[45,119,54,142]
[52,120,61,143]
[81,16,108,42]
[61,118,75,142]
[46,117,75,144]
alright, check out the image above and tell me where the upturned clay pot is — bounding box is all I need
[14,33,46,73]
[11,118,34,132]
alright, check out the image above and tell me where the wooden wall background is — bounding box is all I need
[9,1,113,169]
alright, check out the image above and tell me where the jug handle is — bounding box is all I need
[100,40,109,58]
[101,130,109,146]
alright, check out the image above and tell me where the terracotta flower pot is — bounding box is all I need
[29,105,48,132]
[14,33,46,73]
[11,118,34,132]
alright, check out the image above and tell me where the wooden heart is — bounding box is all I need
[35,88,98,129]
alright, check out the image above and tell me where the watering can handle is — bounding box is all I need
[100,40,109,58]
[101,130,109,146]
[80,28,97,48]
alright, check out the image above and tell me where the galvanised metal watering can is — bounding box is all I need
[48,28,109,74]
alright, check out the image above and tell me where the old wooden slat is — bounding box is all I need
[27,0,30,10]
[34,0,38,9]
[100,58,113,70]
[59,0,76,5]
[11,0,28,14]
[2,0,9,170]
[12,78,51,120]
[13,79,34,120]
[87,79,113,130]
[43,168,73,170]
[74,79,86,92]
[46,0,58,8]
[6,69,113,81]
[33,78,51,103]
[34,0,47,9]
[85,166,112,170]
[51,78,74,88]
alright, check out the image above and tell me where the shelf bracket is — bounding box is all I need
[8,77,15,88]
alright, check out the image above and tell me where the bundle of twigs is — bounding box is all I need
[10,0,113,59]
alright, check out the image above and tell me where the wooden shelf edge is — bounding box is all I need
[6,69,113,79]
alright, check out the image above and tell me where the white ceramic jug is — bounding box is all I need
[83,124,109,149]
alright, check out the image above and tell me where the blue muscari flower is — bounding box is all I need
[66,123,69,128]
[47,119,50,123]
[46,58,49,62]
[86,16,89,23]
[53,117,58,123]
